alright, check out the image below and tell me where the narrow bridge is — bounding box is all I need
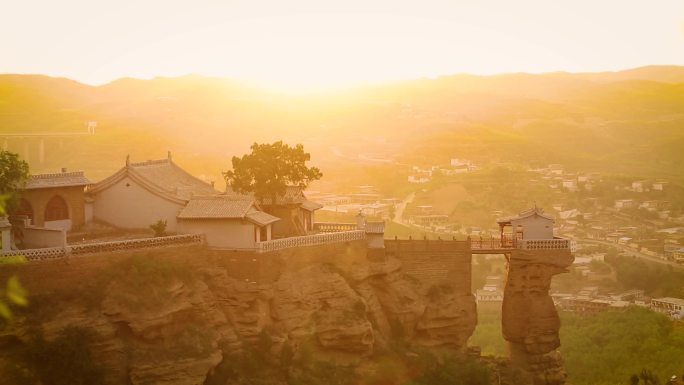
[0,123,96,164]
[469,236,575,254]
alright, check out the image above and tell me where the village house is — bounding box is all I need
[561,179,578,191]
[639,200,661,212]
[87,153,217,232]
[14,168,90,231]
[651,297,684,319]
[408,174,430,184]
[652,180,668,191]
[631,180,647,192]
[548,164,563,175]
[177,195,279,249]
[614,199,635,210]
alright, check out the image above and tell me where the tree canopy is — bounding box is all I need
[0,150,29,212]
[223,141,322,204]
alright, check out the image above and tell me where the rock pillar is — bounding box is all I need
[502,249,574,385]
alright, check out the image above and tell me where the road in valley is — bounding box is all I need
[576,238,684,271]
[393,191,415,226]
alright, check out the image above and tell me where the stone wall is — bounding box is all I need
[385,239,472,294]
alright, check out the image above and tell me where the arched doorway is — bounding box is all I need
[44,195,69,222]
[13,198,34,221]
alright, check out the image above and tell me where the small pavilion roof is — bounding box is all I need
[301,200,323,211]
[497,206,554,224]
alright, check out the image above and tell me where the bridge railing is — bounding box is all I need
[469,237,574,251]
[256,230,365,253]
[469,237,504,250]
[313,222,359,233]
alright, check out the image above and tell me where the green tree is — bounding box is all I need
[0,150,30,212]
[223,141,322,204]
[0,194,28,321]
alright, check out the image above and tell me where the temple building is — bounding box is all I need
[177,195,279,249]
[229,185,323,238]
[496,205,555,247]
[14,169,90,231]
[88,153,217,232]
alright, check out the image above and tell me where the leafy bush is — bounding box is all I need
[7,326,105,385]
[149,219,167,237]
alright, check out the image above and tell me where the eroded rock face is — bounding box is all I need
[502,250,574,385]
[271,265,375,357]
[6,244,478,385]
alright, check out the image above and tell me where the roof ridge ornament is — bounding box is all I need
[126,154,130,167]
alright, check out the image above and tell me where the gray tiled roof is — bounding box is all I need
[130,159,216,200]
[26,171,90,189]
[497,206,554,223]
[245,211,280,226]
[178,195,255,219]
[301,200,323,211]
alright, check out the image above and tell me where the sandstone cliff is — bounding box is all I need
[0,242,478,385]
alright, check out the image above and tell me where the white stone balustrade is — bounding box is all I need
[518,238,573,251]
[313,222,359,233]
[256,230,365,253]
[0,234,204,262]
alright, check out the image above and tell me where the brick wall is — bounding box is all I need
[385,239,472,294]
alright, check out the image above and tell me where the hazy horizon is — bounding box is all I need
[4,63,684,89]
[3,0,684,90]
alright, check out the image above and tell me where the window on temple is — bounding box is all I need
[45,196,69,221]
[14,199,34,220]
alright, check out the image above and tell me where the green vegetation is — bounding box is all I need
[0,194,28,322]
[224,141,322,203]
[0,150,29,213]
[470,308,506,357]
[91,253,197,312]
[560,307,684,385]
[606,255,684,298]
[4,326,105,385]
[0,275,28,320]
[149,219,168,237]
[472,307,684,385]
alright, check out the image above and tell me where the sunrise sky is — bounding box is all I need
[2,0,684,90]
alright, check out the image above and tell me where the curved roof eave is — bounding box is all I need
[87,166,187,205]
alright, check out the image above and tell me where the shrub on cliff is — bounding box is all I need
[7,326,105,385]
